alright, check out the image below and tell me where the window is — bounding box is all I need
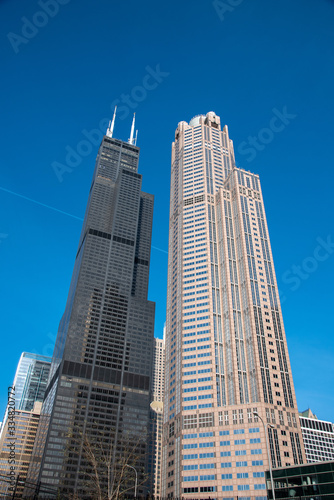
[199,452,215,458]
[199,431,214,437]
[253,472,265,478]
[183,443,198,449]
[221,462,232,468]
[199,442,214,448]
[184,464,198,470]
[183,487,198,494]
[237,472,249,478]
[183,454,198,460]
[222,485,233,491]
[200,463,215,469]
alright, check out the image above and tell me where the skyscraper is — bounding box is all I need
[162,112,306,499]
[26,114,155,498]
[152,332,165,404]
[13,353,51,412]
[149,333,165,498]
[0,352,51,441]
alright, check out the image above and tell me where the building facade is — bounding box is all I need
[299,409,334,463]
[25,120,155,498]
[0,353,51,442]
[14,353,52,412]
[266,460,334,499]
[149,334,165,498]
[0,402,45,499]
[162,112,306,499]
[152,334,165,403]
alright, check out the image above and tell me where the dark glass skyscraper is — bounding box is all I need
[26,123,155,498]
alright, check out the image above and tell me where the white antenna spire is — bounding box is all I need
[129,113,135,145]
[106,106,117,138]
[134,129,138,146]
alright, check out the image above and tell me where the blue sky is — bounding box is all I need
[0,0,333,422]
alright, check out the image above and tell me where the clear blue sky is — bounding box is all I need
[1,0,333,422]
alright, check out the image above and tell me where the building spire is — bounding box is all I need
[106,106,117,138]
[129,113,136,145]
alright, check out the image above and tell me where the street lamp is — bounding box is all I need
[253,411,276,500]
[125,464,138,498]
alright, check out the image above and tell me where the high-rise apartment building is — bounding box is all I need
[162,112,305,499]
[149,333,165,498]
[25,115,155,498]
[299,409,334,463]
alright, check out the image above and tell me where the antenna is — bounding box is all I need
[129,113,135,145]
[134,129,138,146]
[106,106,117,138]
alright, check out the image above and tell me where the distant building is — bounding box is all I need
[149,333,165,498]
[152,333,165,403]
[150,401,164,499]
[11,353,51,412]
[299,408,334,463]
[0,402,43,498]
[0,353,51,441]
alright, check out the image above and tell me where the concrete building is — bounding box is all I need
[299,409,334,463]
[0,402,44,498]
[162,112,306,499]
[25,114,155,498]
[149,333,165,498]
[152,333,165,403]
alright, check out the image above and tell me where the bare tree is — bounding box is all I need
[63,424,149,500]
